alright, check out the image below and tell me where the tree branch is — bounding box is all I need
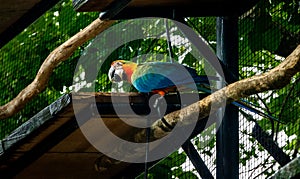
[0,19,115,120]
[135,44,300,141]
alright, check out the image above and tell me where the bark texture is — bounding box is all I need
[0,19,115,120]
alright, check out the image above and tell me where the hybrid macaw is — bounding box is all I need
[108,60,279,122]
[108,60,215,95]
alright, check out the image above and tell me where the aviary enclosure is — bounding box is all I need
[0,0,299,178]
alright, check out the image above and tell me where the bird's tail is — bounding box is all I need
[192,75,219,85]
[195,82,281,123]
[232,101,281,123]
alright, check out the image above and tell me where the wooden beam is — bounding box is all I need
[73,0,259,17]
[0,92,209,177]
[0,0,60,48]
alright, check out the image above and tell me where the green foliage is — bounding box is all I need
[239,0,299,58]
[137,151,198,179]
[187,17,217,50]
[0,0,98,139]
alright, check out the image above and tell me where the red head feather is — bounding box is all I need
[111,60,137,83]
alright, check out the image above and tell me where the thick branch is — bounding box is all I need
[135,45,300,141]
[0,19,115,120]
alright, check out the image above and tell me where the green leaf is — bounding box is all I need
[149,163,172,178]
[182,53,198,68]
[248,31,264,52]
[263,28,282,52]
[239,17,255,35]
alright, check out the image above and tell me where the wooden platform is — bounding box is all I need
[0,0,59,47]
[0,0,39,34]
[73,0,259,18]
[0,92,208,178]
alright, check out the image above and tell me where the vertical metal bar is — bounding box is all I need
[252,123,291,166]
[182,140,214,179]
[216,16,239,179]
[165,18,174,63]
[144,126,151,179]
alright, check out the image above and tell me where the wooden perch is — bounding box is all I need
[135,45,300,141]
[0,18,116,120]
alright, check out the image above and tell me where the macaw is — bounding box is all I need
[108,60,279,122]
[108,60,215,95]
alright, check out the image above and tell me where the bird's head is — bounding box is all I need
[108,60,137,83]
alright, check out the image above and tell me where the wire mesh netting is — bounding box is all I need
[0,0,299,178]
[238,0,300,178]
[0,0,98,139]
[136,0,299,178]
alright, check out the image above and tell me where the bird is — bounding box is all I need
[108,60,280,122]
[108,60,216,95]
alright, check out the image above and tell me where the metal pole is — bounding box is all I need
[216,16,239,179]
[165,18,174,63]
[182,141,214,179]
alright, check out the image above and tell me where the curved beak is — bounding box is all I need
[108,66,115,82]
[108,66,123,82]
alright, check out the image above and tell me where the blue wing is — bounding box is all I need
[131,62,217,92]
